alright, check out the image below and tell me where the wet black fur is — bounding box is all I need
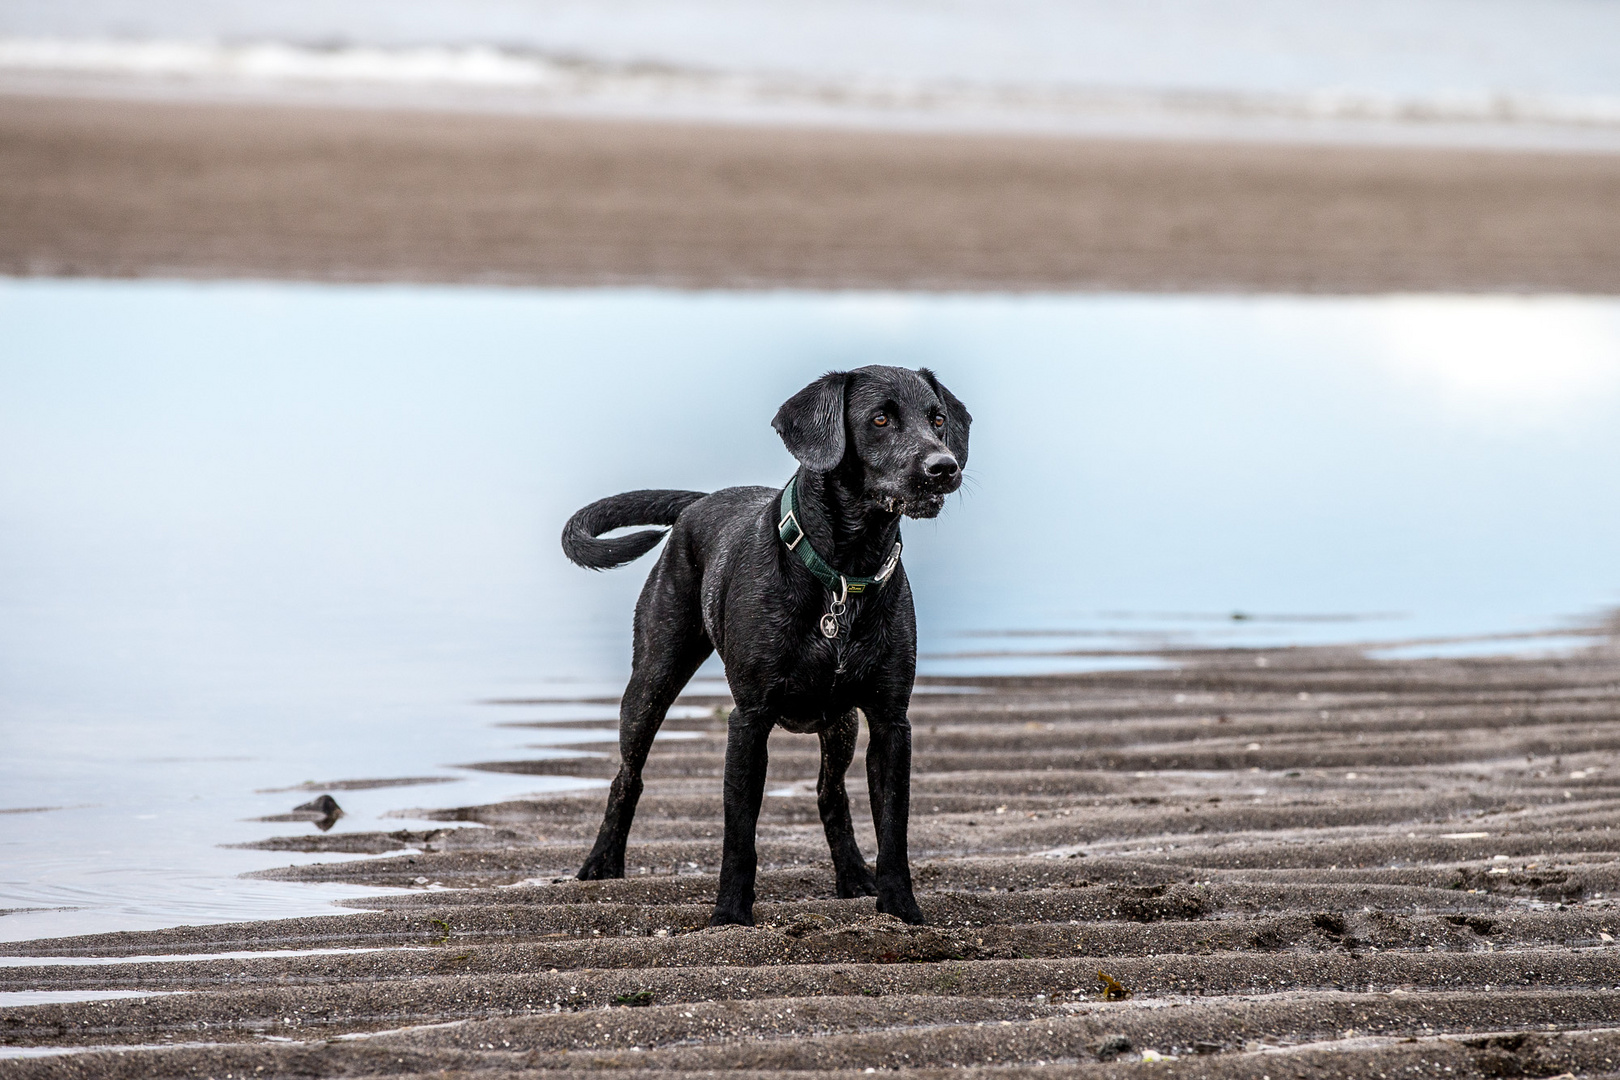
[562,365,971,926]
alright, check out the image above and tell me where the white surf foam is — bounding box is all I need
[5,36,1620,150]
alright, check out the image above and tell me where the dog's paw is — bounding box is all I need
[836,867,879,899]
[709,906,755,927]
[876,895,927,926]
[576,854,625,881]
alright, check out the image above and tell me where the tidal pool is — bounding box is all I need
[2,279,1618,939]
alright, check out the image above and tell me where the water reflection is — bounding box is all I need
[260,794,345,832]
[2,279,1618,937]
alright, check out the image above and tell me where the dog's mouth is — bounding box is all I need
[881,493,947,519]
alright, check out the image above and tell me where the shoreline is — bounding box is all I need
[8,70,1620,157]
[5,93,1620,294]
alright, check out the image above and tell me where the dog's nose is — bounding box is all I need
[924,452,959,479]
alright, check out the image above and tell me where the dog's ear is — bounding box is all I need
[773,371,849,472]
[919,368,971,467]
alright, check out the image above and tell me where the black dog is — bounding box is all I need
[561,365,970,926]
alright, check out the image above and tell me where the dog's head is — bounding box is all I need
[772,366,971,519]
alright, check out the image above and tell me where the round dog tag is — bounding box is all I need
[820,612,840,639]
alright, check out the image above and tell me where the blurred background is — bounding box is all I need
[2,2,1618,939]
[5,0,1620,147]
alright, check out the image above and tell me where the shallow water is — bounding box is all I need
[0,947,412,967]
[0,989,183,1007]
[2,279,1619,940]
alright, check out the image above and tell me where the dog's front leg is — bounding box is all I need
[711,709,771,926]
[863,706,925,925]
[818,710,877,898]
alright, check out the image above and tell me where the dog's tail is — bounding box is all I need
[561,489,708,570]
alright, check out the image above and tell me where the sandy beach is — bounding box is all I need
[6,62,1620,1077]
[4,93,1620,293]
[5,639,1620,1076]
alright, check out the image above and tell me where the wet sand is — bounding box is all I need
[5,638,1620,1077]
[5,93,1620,293]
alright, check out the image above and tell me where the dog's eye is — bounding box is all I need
[932,414,945,429]
[873,413,889,427]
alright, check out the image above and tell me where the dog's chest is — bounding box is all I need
[758,623,887,727]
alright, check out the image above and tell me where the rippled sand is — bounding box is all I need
[4,635,1620,1076]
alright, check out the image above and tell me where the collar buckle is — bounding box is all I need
[874,541,902,583]
[778,509,805,551]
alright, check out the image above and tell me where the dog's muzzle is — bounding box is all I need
[878,451,961,518]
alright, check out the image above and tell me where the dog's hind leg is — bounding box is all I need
[818,710,877,898]
[579,553,710,881]
[577,641,708,880]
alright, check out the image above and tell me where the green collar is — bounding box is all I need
[777,475,902,595]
